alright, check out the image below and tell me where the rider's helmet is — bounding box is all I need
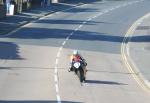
[73,50,78,55]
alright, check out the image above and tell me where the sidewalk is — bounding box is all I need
[129,15,150,87]
[0,0,100,35]
[0,0,89,35]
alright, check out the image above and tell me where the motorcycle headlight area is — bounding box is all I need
[73,62,81,69]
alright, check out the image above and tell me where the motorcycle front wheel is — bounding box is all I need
[77,69,85,83]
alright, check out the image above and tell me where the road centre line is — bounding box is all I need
[88,18,92,21]
[62,41,66,46]
[78,22,83,29]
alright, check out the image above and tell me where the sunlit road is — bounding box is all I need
[0,0,150,103]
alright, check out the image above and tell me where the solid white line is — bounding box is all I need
[55,84,59,93]
[54,68,58,74]
[56,95,61,103]
[59,47,63,52]
[54,75,58,82]
[55,59,58,65]
[57,52,60,58]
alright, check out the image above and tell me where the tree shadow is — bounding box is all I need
[0,42,22,60]
[1,15,36,25]
[64,8,98,13]
[130,35,150,42]
[62,0,103,4]
[87,69,135,75]
[85,80,127,85]
[35,19,105,25]
[5,27,123,42]
[0,100,82,103]
[4,27,150,43]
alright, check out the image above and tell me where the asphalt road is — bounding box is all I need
[0,0,150,103]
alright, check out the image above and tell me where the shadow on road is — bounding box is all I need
[0,100,82,103]
[130,35,150,42]
[5,27,150,42]
[85,80,127,85]
[3,27,122,42]
[0,42,22,60]
[1,26,149,55]
[35,19,103,25]
[88,69,135,75]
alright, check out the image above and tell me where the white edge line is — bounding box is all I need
[54,74,58,82]
[57,52,60,58]
[56,95,61,103]
[55,84,59,93]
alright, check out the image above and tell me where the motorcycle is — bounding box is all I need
[71,61,86,83]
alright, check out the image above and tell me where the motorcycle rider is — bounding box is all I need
[69,50,87,78]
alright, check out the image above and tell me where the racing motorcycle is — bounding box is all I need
[71,61,86,83]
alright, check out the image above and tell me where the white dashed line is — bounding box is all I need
[75,28,79,31]
[88,18,92,21]
[92,15,97,19]
[62,41,66,46]
[79,25,83,28]
[66,36,70,41]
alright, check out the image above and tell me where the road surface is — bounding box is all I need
[0,0,150,103]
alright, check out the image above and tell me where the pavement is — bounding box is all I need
[0,0,90,35]
[129,14,150,87]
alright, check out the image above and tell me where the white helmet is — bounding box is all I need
[73,50,78,55]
